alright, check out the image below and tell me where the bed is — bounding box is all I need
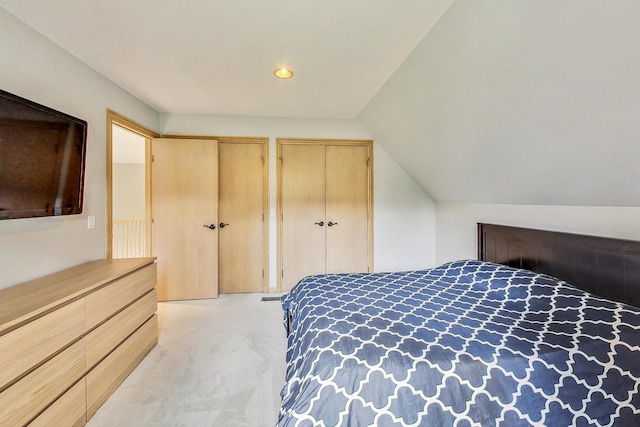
[278,224,640,426]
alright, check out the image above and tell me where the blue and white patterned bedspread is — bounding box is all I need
[278,260,640,426]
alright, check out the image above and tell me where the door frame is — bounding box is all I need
[276,138,374,293]
[163,134,270,293]
[106,110,158,259]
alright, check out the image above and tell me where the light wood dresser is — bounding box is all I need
[0,258,158,427]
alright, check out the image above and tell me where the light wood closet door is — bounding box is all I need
[152,138,219,301]
[281,144,326,292]
[280,141,372,292]
[326,145,370,274]
[218,142,265,293]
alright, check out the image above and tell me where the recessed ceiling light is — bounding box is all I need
[274,67,293,79]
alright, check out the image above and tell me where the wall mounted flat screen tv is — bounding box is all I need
[0,89,88,220]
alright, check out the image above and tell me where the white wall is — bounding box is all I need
[160,113,436,289]
[436,203,640,264]
[0,10,158,289]
[112,164,146,221]
[374,144,435,271]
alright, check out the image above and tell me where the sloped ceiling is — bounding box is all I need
[359,0,640,206]
[0,0,453,119]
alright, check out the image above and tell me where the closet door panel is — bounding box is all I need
[218,142,265,293]
[326,145,370,274]
[281,144,326,291]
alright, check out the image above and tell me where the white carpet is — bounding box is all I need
[86,293,287,427]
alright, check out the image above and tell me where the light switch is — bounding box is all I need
[270,209,276,218]
[87,215,96,229]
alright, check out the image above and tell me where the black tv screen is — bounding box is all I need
[0,89,87,220]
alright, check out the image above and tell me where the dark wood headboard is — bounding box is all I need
[478,223,640,308]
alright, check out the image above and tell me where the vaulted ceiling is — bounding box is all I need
[2,0,639,207]
[358,1,640,206]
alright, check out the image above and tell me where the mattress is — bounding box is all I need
[279,260,640,426]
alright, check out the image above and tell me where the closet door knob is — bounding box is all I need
[314,221,324,226]
[327,221,338,227]
[203,224,216,230]
[219,223,229,228]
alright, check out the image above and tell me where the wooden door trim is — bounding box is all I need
[163,134,267,143]
[277,137,374,146]
[162,135,270,294]
[276,141,284,294]
[276,138,374,293]
[106,110,158,259]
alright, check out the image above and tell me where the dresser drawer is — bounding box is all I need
[0,258,157,426]
[86,289,157,369]
[85,263,156,330]
[0,298,85,391]
[0,338,86,426]
[86,315,158,419]
[29,379,86,427]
